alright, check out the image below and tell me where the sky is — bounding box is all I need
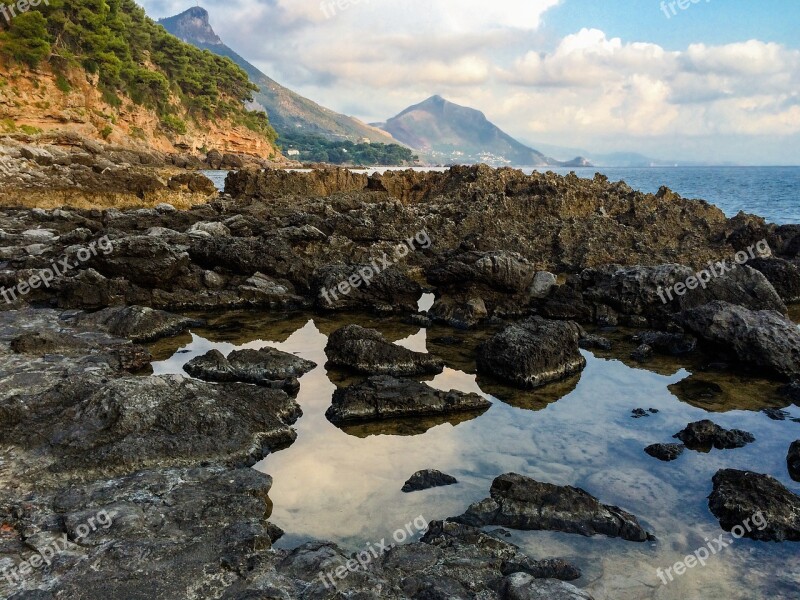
[140,0,800,165]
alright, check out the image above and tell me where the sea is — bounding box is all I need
[203,165,800,225]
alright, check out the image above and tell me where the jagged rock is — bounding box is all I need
[401,469,458,493]
[677,301,800,378]
[312,264,421,313]
[749,257,800,303]
[428,295,488,329]
[477,318,586,388]
[188,221,231,237]
[325,325,444,376]
[428,251,537,293]
[89,236,190,287]
[789,441,800,482]
[644,443,685,462]
[71,305,200,342]
[452,473,653,542]
[225,167,368,200]
[184,347,316,390]
[529,271,557,299]
[673,420,755,451]
[326,375,490,425]
[708,469,800,541]
[631,331,697,356]
[578,333,612,351]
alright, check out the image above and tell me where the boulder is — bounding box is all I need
[326,375,490,425]
[402,469,458,493]
[677,301,800,379]
[312,264,421,313]
[72,305,200,342]
[673,420,755,451]
[644,443,685,462]
[325,325,444,376]
[708,469,800,542]
[184,347,316,391]
[428,295,488,329]
[477,318,586,388]
[453,473,653,542]
[749,257,800,303]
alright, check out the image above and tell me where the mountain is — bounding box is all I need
[159,8,396,145]
[377,96,587,167]
[0,0,282,159]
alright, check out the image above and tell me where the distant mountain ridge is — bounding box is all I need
[159,7,396,145]
[377,96,589,167]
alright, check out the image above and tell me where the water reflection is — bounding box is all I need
[149,311,800,600]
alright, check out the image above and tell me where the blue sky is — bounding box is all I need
[142,0,800,164]
[543,0,800,50]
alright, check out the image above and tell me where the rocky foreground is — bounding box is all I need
[0,164,799,598]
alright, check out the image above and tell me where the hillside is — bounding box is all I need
[378,95,587,167]
[0,0,283,159]
[159,7,396,145]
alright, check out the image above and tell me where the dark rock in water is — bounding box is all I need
[477,318,586,389]
[789,441,800,482]
[326,375,490,425]
[452,473,652,542]
[405,313,433,328]
[749,257,800,303]
[428,294,488,329]
[184,347,315,392]
[708,469,800,541]
[631,408,658,418]
[630,344,653,363]
[312,264,421,313]
[762,408,793,421]
[644,443,685,462]
[430,335,462,346]
[419,520,582,582]
[579,333,612,351]
[325,324,444,376]
[674,420,755,451]
[402,469,458,492]
[780,381,800,406]
[677,301,800,379]
[631,331,697,356]
[72,305,201,342]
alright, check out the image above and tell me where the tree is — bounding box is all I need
[0,12,51,68]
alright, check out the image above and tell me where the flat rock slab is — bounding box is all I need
[184,347,316,391]
[477,318,586,389]
[645,443,685,462]
[326,375,490,425]
[71,305,201,343]
[673,419,755,451]
[452,473,653,542]
[402,469,458,493]
[708,469,800,542]
[325,324,444,376]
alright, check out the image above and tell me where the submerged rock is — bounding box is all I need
[644,443,685,462]
[708,469,800,542]
[673,420,755,451]
[789,441,800,482]
[477,318,586,389]
[326,375,490,425]
[402,469,458,493]
[325,324,444,376]
[678,301,800,379]
[452,473,653,542]
[631,331,697,356]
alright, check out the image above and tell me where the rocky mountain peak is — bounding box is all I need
[158,6,222,46]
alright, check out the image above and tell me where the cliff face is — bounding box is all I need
[0,62,285,160]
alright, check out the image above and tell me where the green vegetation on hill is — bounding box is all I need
[0,0,276,140]
[279,132,417,166]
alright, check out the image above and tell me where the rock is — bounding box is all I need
[780,381,800,405]
[673,420,755,451]
[708,469,800,542]
[72,305,200,342]
[428,295,488,329]
[167,172,217,195]
[188,221,231,237]
[184,347,316,389]
[500,573,594,600]
[630,344,653,363]
[644,443,685,462]
[631,408,658,418]
[749,257,800,303]
[452,473,653,542]
[401,469,458,493]
[789,441,800,482]
[578,333,612,351]
[428,251,537,293]
[528,271,557,299]
[312,264,421,313]
[324,325,444,376]
[325,375,490,425]
[155,202,177,213]
[21,229,56,243]
[476,318,586,389]
[631,331,697,356]
[90,236,190,287]
[762,408,792,421]
[677,301,800,378]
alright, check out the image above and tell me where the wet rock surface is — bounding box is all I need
[325,324,444,376]
[644,443,686,462]
[477,318,586,389]
[673,420,755,451]
[708,469,800,542]
[326,375,491,425]
[184,347,316,391]
[789,441,800,482]
[71,305,201,342]
[453,473,653,542]
[402,469,459,493]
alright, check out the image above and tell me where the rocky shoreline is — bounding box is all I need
[0,162,798,598]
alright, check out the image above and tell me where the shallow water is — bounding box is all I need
[150,311,800,600]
